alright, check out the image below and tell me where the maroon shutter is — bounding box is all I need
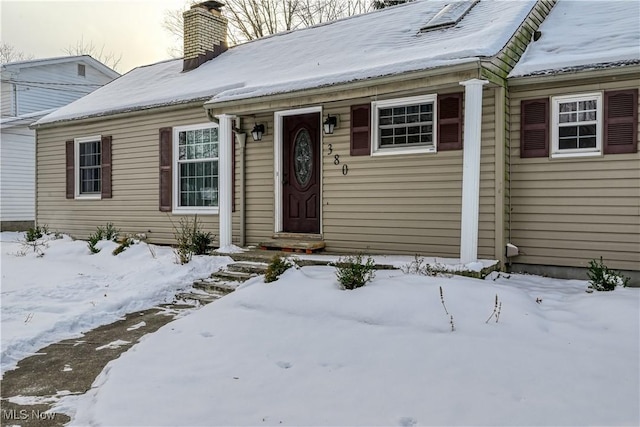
[66,140,74,199]
[604,89,638,154]
[159,127,173,212]
[350,104,371,156]
[101,136,112,198]
[438,92,463,151]
[520,98,549,158]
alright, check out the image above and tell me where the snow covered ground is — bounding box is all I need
[2,232,639,426]
[0,232,233,374]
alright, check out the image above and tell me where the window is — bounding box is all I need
[77,64,86,77]
[67,135,111,200]
[420,0,479,32]
[372,94,438,155]
[551,93,602,158]
[521,89,637,159]
[173,123,219,213]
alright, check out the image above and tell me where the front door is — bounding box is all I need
[282,112,320,234]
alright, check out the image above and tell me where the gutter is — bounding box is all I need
[30,99,210,130]
[508,63,640,87]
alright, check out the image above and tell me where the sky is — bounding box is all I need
[1,0,189,74]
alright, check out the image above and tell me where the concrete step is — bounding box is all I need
[193,278,238,294]
[227,261,269,274]
[211,269,256,282]
[174,291,222,305]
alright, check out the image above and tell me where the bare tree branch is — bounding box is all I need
[163,0,371,55]
[63,35,122,71]
[0,43,34,64]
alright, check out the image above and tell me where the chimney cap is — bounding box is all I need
[192,1,225,12]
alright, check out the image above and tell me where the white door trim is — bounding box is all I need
[274,106,323,233]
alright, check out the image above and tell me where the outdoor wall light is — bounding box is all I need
[251,123,265,141]
[323,114,337,135]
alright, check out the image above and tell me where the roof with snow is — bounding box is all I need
[1,55,120,79]
[509,0,640,78]
[36,0,538,126]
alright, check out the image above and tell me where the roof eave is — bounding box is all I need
[203,59,482,113]
[509,62,640,87]
[30,98,209,130]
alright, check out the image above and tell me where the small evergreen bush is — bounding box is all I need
[334,254,376,290]
[264,255,293,283]
[173,215,213,264]
[87,222,120,254]
[587,257,630,291]
[26,225,48,242]
[191,229,213,255]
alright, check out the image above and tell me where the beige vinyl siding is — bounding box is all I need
[320,88,497,258]
[36,106,241,245]
[509,78,640,271]
[238,113,275,245]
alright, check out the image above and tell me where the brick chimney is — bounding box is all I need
[183,1,228,72]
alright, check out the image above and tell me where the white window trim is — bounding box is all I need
[371,94,438,156]
[74,135,102,200]
[172,123,220,215]
[551,92,603,159]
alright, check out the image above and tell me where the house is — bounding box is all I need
[1,55,119,231]
[32,0,639,283]
[506,0,639,281]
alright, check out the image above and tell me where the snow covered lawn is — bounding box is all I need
[0,232,233,374]
[59,263,639,426]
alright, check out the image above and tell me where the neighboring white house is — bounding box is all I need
[0,55,119,230]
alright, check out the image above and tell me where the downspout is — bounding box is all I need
[235,121,247,246]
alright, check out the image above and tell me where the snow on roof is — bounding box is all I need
[36,0,537,126]
[1,55,120,79]
[0,108,58,129]
[509,0,640,78]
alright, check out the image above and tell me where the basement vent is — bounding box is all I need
[420,0,479,32]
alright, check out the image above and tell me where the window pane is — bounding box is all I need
[559,112,576,123]
[579,137,596,148]
[578,111,596,121]
[559,138,577,150]
[377,100,434,149]
[578,124,596,137]
[559,102,576,112]
[559,126,577,137]
[579,100,597,111]
[407,114,419,123]
[380,137,393,146]
[393,115,406,125]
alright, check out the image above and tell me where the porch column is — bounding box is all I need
[216,114,234,248]
[459,78,488,264]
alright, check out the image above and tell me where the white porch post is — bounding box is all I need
[459,78,488,264]
[216,114,234,248]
